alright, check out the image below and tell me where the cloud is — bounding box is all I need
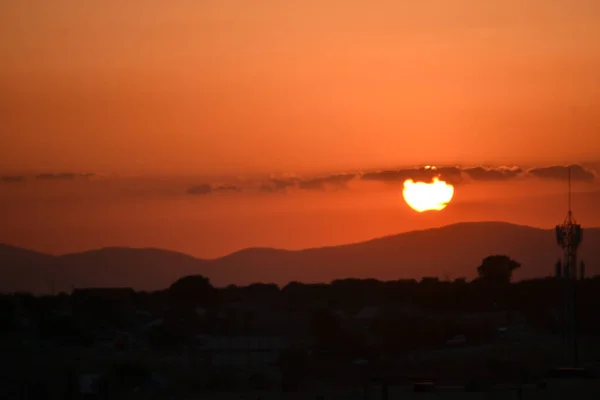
[258,164,596,194]
[36,173,76,180]
[35,172,95,181]
[272,178,299,190]
[298,173,357,190]
[186,184,212,195]
[259,177,300,192]
[464,166,524,181]
[361,166,463,184]
[214,184,242,193]
[527,164,595,181]
[13,164,596,199]
[258,184,277,193]
[1,175,26,183]
[259,173,358,192]
[186,184,242,196]
[359,164,596,185]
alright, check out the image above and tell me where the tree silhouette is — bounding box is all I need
[476,255,521,285]
[168,275,215,308]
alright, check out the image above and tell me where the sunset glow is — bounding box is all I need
[1,0,600,265]
[402,177,455,212]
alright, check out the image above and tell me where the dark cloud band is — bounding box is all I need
[1,176,26,183]
[360,164,594,185]
[187,184,242,195]
[4,165,597,197]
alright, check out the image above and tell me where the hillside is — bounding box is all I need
[206,222,599,286]
[0,244,55,293]
[52,247,213,292]
[0,222,598,293]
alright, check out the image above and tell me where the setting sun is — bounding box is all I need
[402,177,455,212]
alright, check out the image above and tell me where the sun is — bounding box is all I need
[402,177,454,212]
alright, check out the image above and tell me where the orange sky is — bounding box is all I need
[2,0,600,175]
[2,2,600,257]
[1,172,599,257]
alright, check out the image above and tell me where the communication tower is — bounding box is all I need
[554,167,583,367]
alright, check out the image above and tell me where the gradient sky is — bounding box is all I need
[2,169,600,257]
[2,1,600,257]
[2,0,600,175]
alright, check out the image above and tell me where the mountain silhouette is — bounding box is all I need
[1,222,597,294]
[52,247,212,292]
[0,243,55,293]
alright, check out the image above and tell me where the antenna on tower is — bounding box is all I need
[568,167,571,210]
[555,164,584,367]
[564,166,575,225]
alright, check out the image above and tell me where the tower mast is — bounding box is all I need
[555,166,583,367]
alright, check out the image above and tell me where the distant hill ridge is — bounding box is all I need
[1,221,598,294]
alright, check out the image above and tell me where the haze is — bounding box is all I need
[1,170,599,258]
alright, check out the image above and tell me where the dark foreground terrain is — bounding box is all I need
[1,263,600,398]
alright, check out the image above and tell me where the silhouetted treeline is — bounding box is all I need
[3,275,600,333]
